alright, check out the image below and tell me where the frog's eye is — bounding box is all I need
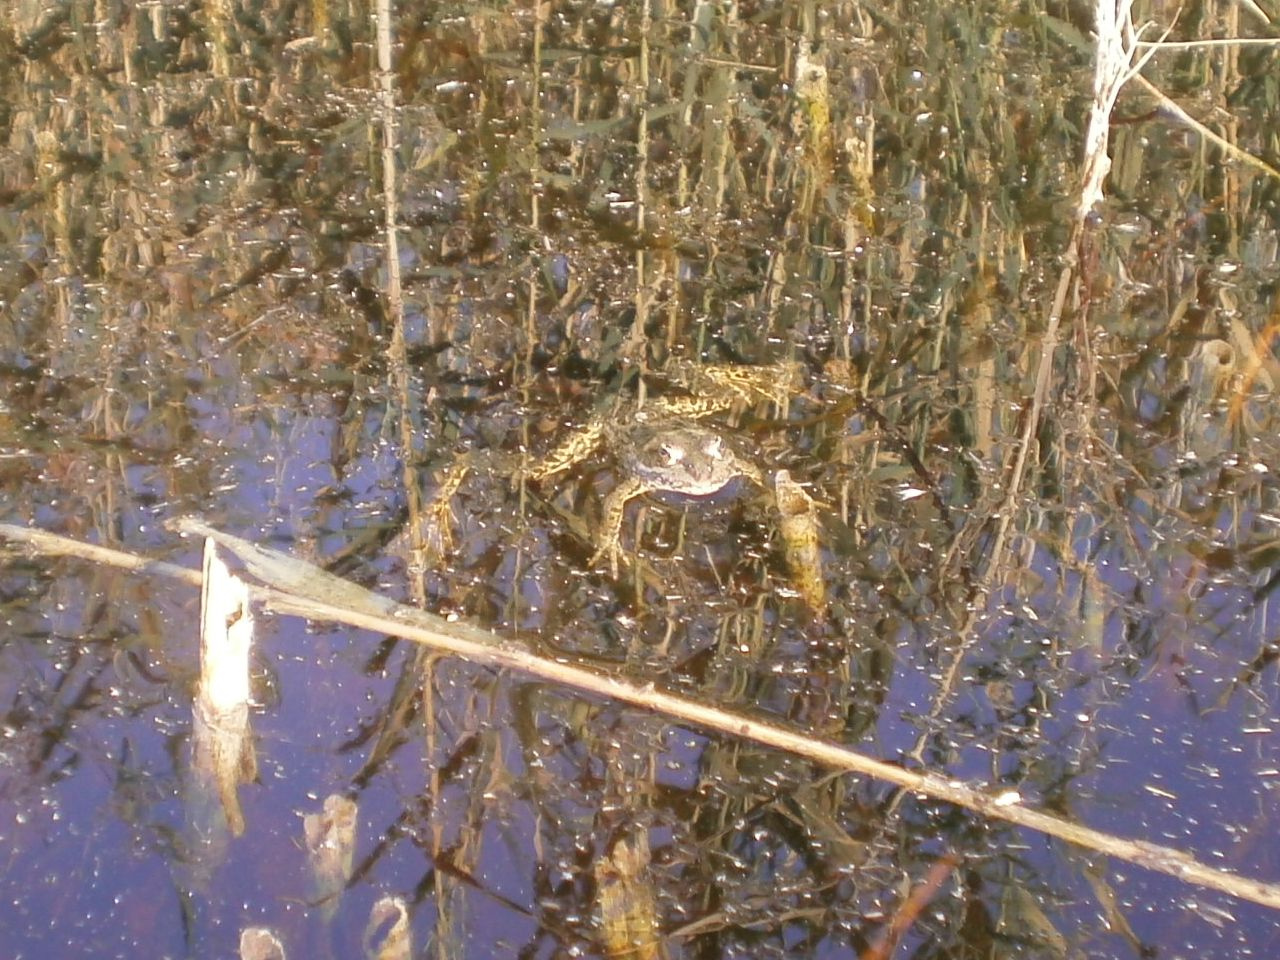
[659,443,686,466]
[703,436,724,459]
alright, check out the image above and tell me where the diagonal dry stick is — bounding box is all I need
[4,520,1280,911]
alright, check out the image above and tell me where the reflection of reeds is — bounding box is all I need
[374,0,430,620]
[5,0,1280,953]
[922,3,1154,816]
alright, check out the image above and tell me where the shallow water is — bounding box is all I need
[2,1,1280,957]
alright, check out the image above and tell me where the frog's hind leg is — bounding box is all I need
[419,449,516,560]
[589,476,648,578]
[525,416,608,482]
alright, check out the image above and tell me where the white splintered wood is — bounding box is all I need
[198,538,254,714]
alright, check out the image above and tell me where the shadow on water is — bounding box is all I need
[1,0,1280,956]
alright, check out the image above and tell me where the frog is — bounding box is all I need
[422,359,803,576]
[526,359,800,485]
[588,413,766,576]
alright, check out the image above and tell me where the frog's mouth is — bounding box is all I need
[641,472,756,502]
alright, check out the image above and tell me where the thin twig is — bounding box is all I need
[1131,71,1280,183]
[1136,36,1280,50]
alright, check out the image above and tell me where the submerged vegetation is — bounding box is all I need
[1,0,1280,956]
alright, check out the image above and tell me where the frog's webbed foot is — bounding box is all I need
[419,449,520,559]
[418,456,473,558]
[772,469,826,612]
[588,535,624,579]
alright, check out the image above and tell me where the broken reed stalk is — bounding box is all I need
[936,0,1145,700]
[3,519,1280,911]
[987,0,1137,579]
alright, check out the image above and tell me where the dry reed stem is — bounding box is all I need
[5,521,1280,912]
[1130,72,1280,183]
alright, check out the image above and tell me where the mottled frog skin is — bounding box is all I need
[426,360,801,576]
[526,360,798,481]
[616,418,761,497]
[520,361,799,574]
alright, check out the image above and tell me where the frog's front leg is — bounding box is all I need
[589,476,649,577]
[525,417,608,482]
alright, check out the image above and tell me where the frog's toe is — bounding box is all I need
[589,540,624,578]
